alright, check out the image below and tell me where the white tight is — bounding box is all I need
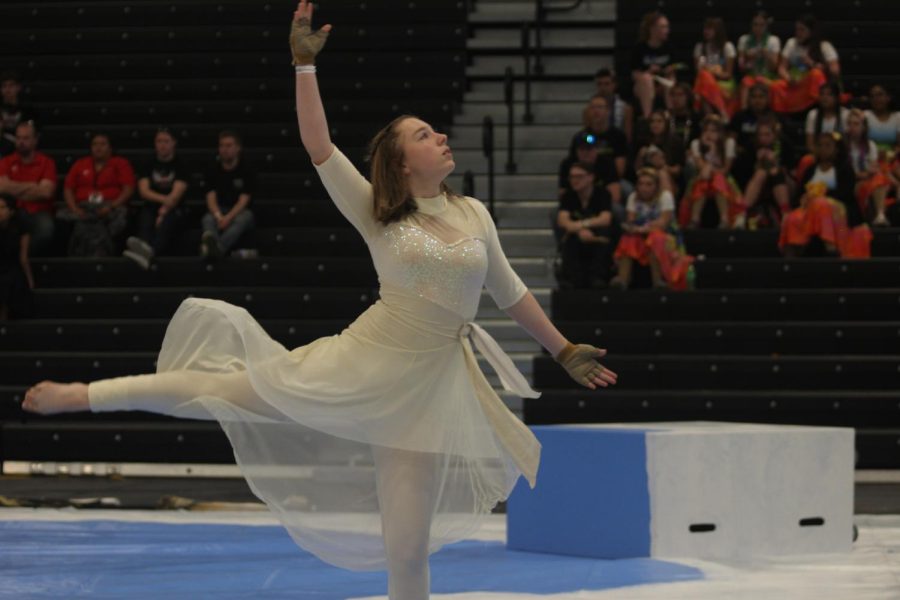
[88,371,437,600]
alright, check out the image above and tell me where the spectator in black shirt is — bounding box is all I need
[631,11,676,118]
[559,133,622,219]
[633,110,685,196]
[201,130,256,259]
[569,95,628,181]
[666,82,701,151]
[555,162,614,289]
[1,71,38,157]
[124,128,188,269]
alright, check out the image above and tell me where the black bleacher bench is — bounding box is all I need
[524,389,900,429]
[3,52,466,80]
[533,354,900,391]
[0,24,467,54]
[33,286,378,319]
[24,77,465,103]
[683,229,900,258]
[616,1,900,21]
[694,258,900,289]
[552,289,900,321]
[0,0,468,27]
[0,318,353,352]
[32,257,376,288]
[553,321,900,356]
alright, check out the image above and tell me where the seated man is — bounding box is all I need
[200,130,256,259]
[0,121,57,255]
[61,133,135,256]
[124,128,188,269]
[558,133,622,222]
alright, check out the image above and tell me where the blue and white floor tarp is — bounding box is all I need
[1,509,898,599]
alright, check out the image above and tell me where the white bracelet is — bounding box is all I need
[294,65,316,74]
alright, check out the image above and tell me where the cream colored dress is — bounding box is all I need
[89,147,542,571]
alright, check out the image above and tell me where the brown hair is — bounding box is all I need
[368,115,456,225]
[703,17,728,52]
[638,11,666,43]
[635,167,662,202]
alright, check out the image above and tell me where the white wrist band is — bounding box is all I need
[295,65,316,74]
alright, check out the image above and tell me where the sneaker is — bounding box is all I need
[732,214,747,230]
[872,213,890,227]
[200,231,220,260]
[126,235,154,259]
[609,277,628,290]
[122,249,151,270]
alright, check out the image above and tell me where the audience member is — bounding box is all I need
[555,162,614,289]
[804,82,848,154]
[612,167,693,290]
[845,109,891,226]
[568,95,628,182]
[631,11,677,119]
[666,83,701,150]
[201,130,256,259]
[633,110,685,196]
[0,121,57,255]
[780,132,871,258]
[863,84,900,152]
[558,133,621,208]
[692,17,738,119]
[728,83,779,156]
[0,71,38,157]
[770,14,840,114]
[594,68,635,144]
[736,11,782,109]
[124,128,189,269]
[735,117,794,228]
[61,133,135,256]
[0,194,34,319]
[680,115,744,229]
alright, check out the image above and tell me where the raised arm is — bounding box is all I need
[292,0,333,165]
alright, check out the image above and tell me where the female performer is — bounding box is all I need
[21,3,617,599]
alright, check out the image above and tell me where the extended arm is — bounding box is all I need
[293,0,333,165]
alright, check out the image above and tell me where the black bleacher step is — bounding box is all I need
[695,258,900,289]
[33,287,377,319]
[616,2,900,21]
[552,289,900,321]
[171,225,368,255]
[0,351,159,382]
[32,257,376,288]
[4,52,466,80]
[0,0,466,27]
[1,421,235,464]
[554,321,900,356]
[532,354,900,391]
[524,389,900,428]
[684,229,900,258]
[25,77,465,103]
[0,318,352,352]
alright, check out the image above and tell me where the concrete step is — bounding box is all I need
[495,200,559,228]
[447,172,558,199]
[469,0,615,23]
[478,286,550,319]
[498,228,556,257]
[456,101,585,125]
[451,147,567,173]
[508,256,556,286]
[449,123,574,149]
[467,80,596,102]
[469,54,612,77]
[467,27,614,50]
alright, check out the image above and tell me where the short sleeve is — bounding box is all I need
[821,41,838,62]
[767,36,782,54]
[40,155,57,183]
[867,141,879,166]
[805,110,817,135]
[173,157,189,183]
[115,157,136,187]
[781,38,795,59]
[313,146,379,240]
[625,192,637,213]
[737,35,749,53]
[725,42,737,60]
[0,156,10,177]
[630,44,646,71]
[472,198,527,310]
[693,43,703,60]
[659,190,675,212]
[64,159,81,190]
[241,164,258,196]
[725,138,737,161]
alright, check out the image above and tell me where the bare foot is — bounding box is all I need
[22,381,90,415]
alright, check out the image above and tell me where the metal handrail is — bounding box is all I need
[462,170,475,198]
[481,115,496,219]
[503,66,517,174]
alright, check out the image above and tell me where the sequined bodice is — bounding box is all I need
[380,223,488,319]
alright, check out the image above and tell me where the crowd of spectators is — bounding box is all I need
[557,11,900,290]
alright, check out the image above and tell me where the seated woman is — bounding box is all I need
[864,84,900,153]
[633,110,685,196]
[631,11,677,119]
[845,109,892,226]
[612,167,693,291]
[680,115,745,229]
[780,132,872,258]
[736,117,795,228]
[794,82,849,179]
[692,17,738,119]
[555,161,614,289]
[729,82,780,157]
[736,11,782,109]
[770,14,841,114]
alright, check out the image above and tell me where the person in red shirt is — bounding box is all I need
[0,121,57,255]
[62,133,135,255]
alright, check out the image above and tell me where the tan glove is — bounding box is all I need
[290,16,330,66]
[554,342,612,389]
